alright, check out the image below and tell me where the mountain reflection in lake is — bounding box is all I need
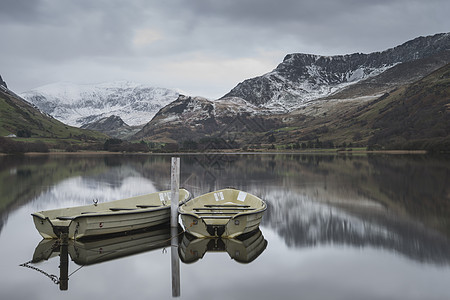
[0,153,449,300]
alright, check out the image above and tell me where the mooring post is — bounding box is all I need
[171,226,181,297]
[170,157,180,228]
[59,232,69,291]
[170,157,181,297]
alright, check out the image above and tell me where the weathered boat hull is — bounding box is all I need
[179,189,266,238]
[32,189,190,239]
[32,207,171,239]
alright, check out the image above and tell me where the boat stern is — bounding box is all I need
[32,213,58,239]
[180,214,213,238]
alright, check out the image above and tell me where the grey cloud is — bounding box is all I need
[0,0,449,97]
[165,0,450,54]
[2,0,152,62]
[0,0,42,23]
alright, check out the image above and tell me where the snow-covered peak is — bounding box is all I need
[20,81,181,127]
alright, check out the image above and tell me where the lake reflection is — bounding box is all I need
[1,153,450,299]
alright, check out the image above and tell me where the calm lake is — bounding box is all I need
[1,153,449,300]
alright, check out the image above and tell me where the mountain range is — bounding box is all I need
[20,81,180,127]
[132,32,449,150]
[12,32,450,150]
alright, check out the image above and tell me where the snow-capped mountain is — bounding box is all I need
[222,32,450,111]
[20,81,181,127]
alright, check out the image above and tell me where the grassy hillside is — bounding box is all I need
[274,63,450,151]
[366,63,450,150]
[0,89,108,151]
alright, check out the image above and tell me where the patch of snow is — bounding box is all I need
[154,114,179,126]
[347,68,365,82]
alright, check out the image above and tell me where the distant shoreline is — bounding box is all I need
[0,149,430,156]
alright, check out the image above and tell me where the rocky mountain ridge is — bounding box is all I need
[223,33,450,111]
[80,115,141,139]
[0,75,7,88]
[133,95,279,143]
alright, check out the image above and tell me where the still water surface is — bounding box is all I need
[0,153,449,300]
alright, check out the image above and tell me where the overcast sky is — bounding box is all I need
[1,0,449,99]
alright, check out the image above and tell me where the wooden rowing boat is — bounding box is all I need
[32,189,191,239]
[178,188,266,238]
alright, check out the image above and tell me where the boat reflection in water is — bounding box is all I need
[25,225,172,290]
[179,228,268,264]
[25,225,267,292]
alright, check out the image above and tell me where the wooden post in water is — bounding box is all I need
[170,157,181,297]
[170,157,180,228]
[171,226,181,297]
[59,232,69,291]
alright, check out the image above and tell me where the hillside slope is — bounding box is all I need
[366,63,450,150]
[132,64,450,151]
[0,87,107,146]
[132,95,280,144]
[276,63,450,150]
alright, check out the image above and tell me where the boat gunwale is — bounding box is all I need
[32,205,173,226]
[179,205,266,220]
[32,189,192,222]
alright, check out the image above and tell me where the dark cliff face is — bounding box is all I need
[158,95,214,116]
[81,115,128,131]
[132,95,282,143]
[133,95,218,141]
[81,115,139,139]
[279,33,450,81]
[223,33,450,106]
[0,75,7,88]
